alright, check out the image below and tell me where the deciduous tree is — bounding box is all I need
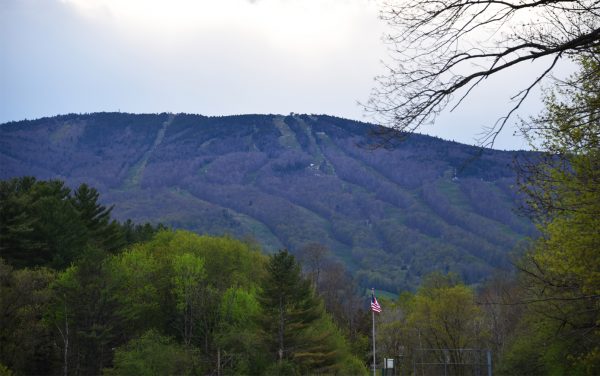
[505,51,600,373]
[105,329,200,376]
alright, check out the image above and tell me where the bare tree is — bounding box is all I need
[368,0,600,147]
[297,243,328,292]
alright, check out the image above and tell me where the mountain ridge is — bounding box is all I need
[0,112,535,291]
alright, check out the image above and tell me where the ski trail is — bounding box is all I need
[123,113,175,189]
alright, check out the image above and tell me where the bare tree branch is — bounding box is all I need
[367,0,600,146]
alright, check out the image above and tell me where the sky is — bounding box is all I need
[0,0,572,150]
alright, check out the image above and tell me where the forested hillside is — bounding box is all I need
[0,177,368,375]
[0,113,534,291]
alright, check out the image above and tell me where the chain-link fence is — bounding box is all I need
[380,348,493,376]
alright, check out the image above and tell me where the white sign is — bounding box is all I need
[384,358,394,369]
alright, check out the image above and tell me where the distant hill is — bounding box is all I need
[0,112,535,292]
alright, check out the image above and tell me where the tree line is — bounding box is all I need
[0,230,369,375]
[0,178,368,374]
[0,177,165,269]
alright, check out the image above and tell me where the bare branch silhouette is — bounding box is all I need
[367,0,600,147]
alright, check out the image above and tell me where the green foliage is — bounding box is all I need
[411,283,486,352]
[132,230,267,353]
[172,253,206,345]
[0,177,87,268]
[220,287,260,325]
[105,329,200,376]
[72,183,124,252]
[45,244,168,375]
[216,287,266,374]
[121,219,167,245]
[263,360,301,376]
[498,316,572,376]
[108,245,162,334]
[145,230,265,290]
[377,273,488,375]
[259,251,322,363]
[0,177,166,269]
[48,247,125,375]
[172,253,206,312]
[0,259,57,375]
[0,364,14,376]
[1,181,367,376]
[502,52,600,373]
[114,230,273,372]
[258,250,366,375]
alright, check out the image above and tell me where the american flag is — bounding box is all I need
[371,289,382,313]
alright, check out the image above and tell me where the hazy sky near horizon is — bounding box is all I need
[0,0,572,150]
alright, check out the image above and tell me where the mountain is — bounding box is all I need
[0,112,535,292]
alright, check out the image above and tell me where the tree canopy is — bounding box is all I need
[0,177,164,269]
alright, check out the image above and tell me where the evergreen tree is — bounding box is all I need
[71,183,125,252]
[0,177,43,267]
[120,220,166,245]
[258,250,341,374]
[0,178,87,268]
[0,177,160,269]
[0,259,57,374]
[71,184,112,233]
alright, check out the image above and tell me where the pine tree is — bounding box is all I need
[0,177,42,267]
[71,183,124,252]
[258,250,340,373]
[0,177,88,268]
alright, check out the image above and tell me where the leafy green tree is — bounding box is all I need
[410,275,488,374]
[107,245,162,337]
[215,287,266,374]
[48,241,164,376]
[105,329,200,376]
[503,51,600,374]
[48,247,127,375]
[376,292,418,374]
[0,220,371,376]
[121,231,268,372]
[172,253,206,346]
[376,273,488,375]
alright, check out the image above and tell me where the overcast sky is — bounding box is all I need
[0,0,572,150]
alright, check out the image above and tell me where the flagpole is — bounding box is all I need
[372,307,376,376]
